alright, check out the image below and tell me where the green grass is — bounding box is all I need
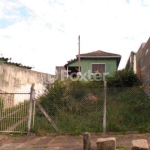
[0,102,29,117]
[106,87,150,132]
[14,120,28,132]
[116,144,129,150]
[32,84,150,135]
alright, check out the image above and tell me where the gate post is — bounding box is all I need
[27,84,35,135]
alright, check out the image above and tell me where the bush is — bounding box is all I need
[39,80,66,116]
[106,87,150,132]
[34,78,148,135]
[38,80,103,116]
[106,69,141,87]
[34,80,104,134]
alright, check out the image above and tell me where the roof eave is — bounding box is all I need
[65,56,121,69]
[78,56,121,58]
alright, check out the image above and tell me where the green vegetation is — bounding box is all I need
[34,80,104,135]
[0,98,3,110]
[116,144,129,150]
[106,87,150,133]
[106,69,141,87]
[33,78,150,135]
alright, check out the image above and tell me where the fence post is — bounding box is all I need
[27,84,35,135]
[32,85,36,128]
[83,132,91,150]
[32,98,35,128]
[103,81,107,134]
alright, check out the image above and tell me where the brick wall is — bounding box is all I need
[136,38,150,96]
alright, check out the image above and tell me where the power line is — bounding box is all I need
[0,0,25,18]
[16,0,52,29]
[0,0,52,30]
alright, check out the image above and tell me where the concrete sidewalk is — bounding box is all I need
[1,133,150,150]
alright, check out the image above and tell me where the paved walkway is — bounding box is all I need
[0,133,150,150]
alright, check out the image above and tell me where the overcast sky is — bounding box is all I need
[0,0,150,74]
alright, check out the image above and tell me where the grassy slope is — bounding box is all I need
[33,81,150,135]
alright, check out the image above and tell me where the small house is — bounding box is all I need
[64,50,121,79]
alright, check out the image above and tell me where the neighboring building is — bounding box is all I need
[64,50,121,80]
[125,51,137,74]
[136,42,146,81]
[136,38,150,95]
[55,66,67,80]
[125,37,150,96]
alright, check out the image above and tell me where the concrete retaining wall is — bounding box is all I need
[0,63,55,107]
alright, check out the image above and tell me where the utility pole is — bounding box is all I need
[103,81,107,134]
[78,35,81,72]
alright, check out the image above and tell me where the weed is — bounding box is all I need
[32,81,150,135]
[116,144,129,150]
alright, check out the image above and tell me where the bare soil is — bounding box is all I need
[0,133,150,150]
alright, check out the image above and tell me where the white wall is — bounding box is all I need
[0,62,55,105]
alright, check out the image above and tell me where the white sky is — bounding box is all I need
[0,0,150,74]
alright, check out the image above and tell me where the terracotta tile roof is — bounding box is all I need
[64,50,121,68]
[76,50,121,57]
[67,58,78,64]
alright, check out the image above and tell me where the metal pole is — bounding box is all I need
[78,35,81,72]
[103,81,107,134]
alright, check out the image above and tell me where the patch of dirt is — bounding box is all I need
[0,133,150,150]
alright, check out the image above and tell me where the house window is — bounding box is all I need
[92,64,105,73]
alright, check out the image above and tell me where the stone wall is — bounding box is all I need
[136,38,150,96]
[0,63,55,107]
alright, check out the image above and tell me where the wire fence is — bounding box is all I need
[0,92,30,133]
[106,87,150,133]
[0,86,150,135]
[33,86,150,135]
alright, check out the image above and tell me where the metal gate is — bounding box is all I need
[0,92,30,133]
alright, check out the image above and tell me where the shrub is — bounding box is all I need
[106,69,141,87]
[34,78,148,135]
[39,80,66,116]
